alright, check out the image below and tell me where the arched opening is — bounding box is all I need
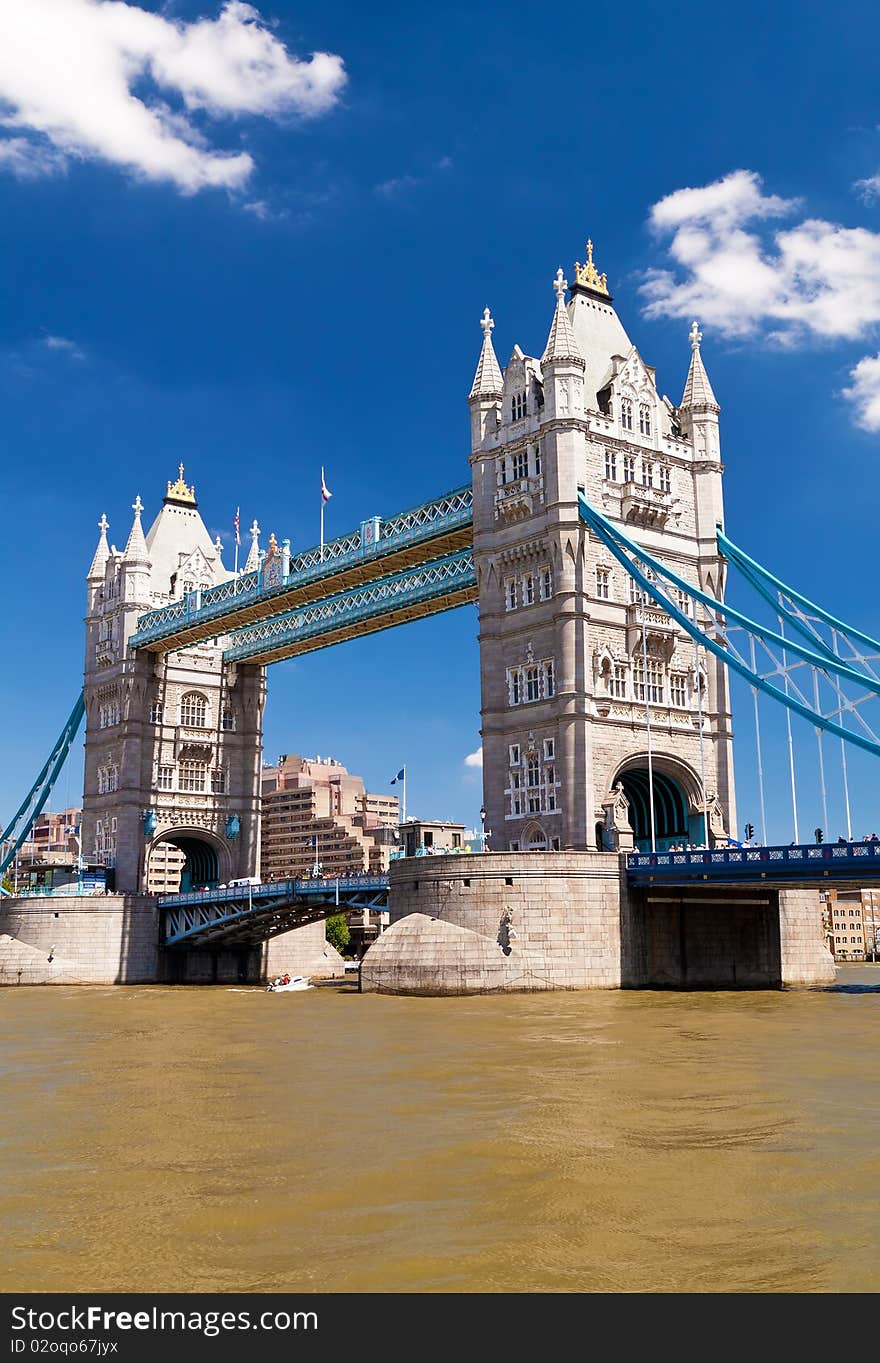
[523,824,547,851]
[617,768,690,853]
[148,832,223,893]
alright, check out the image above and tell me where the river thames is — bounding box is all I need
[2,969,878,1294]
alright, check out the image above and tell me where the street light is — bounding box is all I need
[479,806,490,853]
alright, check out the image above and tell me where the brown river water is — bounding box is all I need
[2,968,879,1294]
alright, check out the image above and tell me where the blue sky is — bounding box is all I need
[2,0,880,842]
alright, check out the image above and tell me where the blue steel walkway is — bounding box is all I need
[626,840,880,885]
[160,874,389,948]
[131,486,473,655]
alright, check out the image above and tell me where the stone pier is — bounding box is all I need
[0,896,344,986]
[360,852,836,994]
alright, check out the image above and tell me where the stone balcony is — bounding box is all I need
[620,480,673,527]
[625,601,678,658]
[494,475,543,523]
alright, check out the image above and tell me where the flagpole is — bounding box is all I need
[402,766,406,825]
[320,497,324,564]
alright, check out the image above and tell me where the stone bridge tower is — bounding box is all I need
[81,468,265,893]
[470,245,736,853]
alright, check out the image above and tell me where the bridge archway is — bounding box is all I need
[147,828,231,893]
[611,755,703,853]
[523,823,548,851]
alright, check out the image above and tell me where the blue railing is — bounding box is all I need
[131,485,473,650]
[158,872,388,909]
[626,840,880,882]
[222,548,475,664]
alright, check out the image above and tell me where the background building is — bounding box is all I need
[821,886,880,961]
[261,754,400,952]
[398,819,467,858]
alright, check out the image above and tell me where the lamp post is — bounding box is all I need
[479,806,491,854]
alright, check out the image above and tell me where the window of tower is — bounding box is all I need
[512,449,528,480]
[621,398,634,432]
[670,674,687,707]
[505,579,517,611]
[180,693,208,728]
[512,392,527,422]
[179,761,207,793]
[157,766,174,791]
[540,568,553,600]
[543,661,555,697]
[623,454,636,482]
[634,659,664,704]
[211,768,227,794]
[595,567,610,599]
[150,702,164,724]
[523,574,535,605]
[533,444,541,475]
[611,664,628,699]
[641,461,654,488]
[639,404,652,437]
[659,465,671,494]
[525,667,540,702]
[499,457,509,485]
[221,708,235,732]
[604,449,617,481]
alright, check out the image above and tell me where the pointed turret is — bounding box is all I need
[469,307,504,400]
[680,320,719,413]
[244,519,261,573]
[542,269,584,366]
[123,495,150,566]
[468,308,503,450]
[542,270,585,422]
[214,534,226,572]
[87,513,110,581]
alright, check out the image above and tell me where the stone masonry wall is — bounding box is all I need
[0,897,346,986]
[778,888,837,986]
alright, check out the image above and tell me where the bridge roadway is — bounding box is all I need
[158,842,880,951]
[130,485,473,657]
[626,839,880,886]
[160,873,390,949]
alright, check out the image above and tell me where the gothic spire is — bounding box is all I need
[87,513,110,581]
[468,308,504,400]
[680,320,719,412]
[123,494,150,566]
[542,269,584,366]
[244,519,261,573]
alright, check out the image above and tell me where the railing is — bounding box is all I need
[158,872,388,909]
[223,549,475,664]
[626,840,880,881]
[131,485,473,649]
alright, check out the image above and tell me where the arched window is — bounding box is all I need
[180,692,207,728]
[621,397,633,432]
[639,403,651,436]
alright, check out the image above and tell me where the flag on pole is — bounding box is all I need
[234,506,240,546]
[321,468,332,503]
[390,768,405,784]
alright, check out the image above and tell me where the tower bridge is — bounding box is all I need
[4,241,878,990]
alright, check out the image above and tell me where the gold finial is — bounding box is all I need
[265,532,279,559]
[165,462,197,506]
[574,238,609,296]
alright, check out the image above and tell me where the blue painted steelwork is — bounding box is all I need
[626,839,880,884]
[130,484,473,652]
[0,692,85,893]
[222,548,476,666]
[578,495,880,759]
[717,527,880,663]
[161,873,389,948]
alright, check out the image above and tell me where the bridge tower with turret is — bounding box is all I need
[469,244,736,854]
[81,467,265,894]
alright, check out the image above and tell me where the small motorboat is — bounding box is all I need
[266,975,312,993]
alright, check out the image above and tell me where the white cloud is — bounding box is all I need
[0,136,67,180]
[43,335,86,360]
[374,155,453,198]
[0,1,346,193]
[464,748,482,769]
[642,169,880,344]
[842,354,880,431]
